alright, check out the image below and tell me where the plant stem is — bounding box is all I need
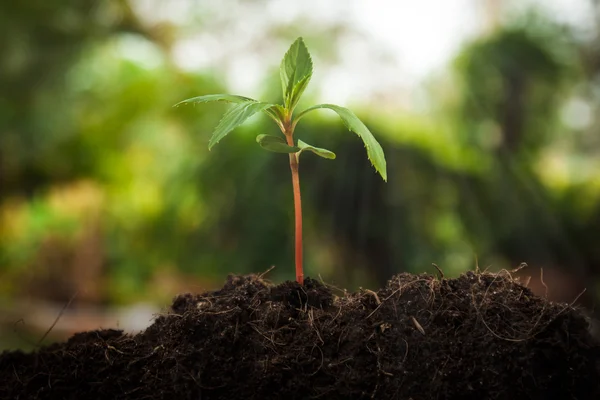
[284,123,303,285]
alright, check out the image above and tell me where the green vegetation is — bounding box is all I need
[176,38,386,284]
[1,1,600,323]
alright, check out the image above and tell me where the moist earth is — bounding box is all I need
[1,271,599,399]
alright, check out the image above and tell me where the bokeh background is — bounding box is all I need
[2,0,600,350]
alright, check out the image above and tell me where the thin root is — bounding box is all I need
[432,263,444,279]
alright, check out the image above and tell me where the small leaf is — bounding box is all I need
[174,93,256,107]
[297,139,336,160]
[280,37,313,110]
[289,75,311,111]
[267,105,287,120]
[209,101,276,150]
[256,134,300,153]
[296,104,387,181]
[263,104,287,128]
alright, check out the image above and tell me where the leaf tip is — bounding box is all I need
[379,169,388,182]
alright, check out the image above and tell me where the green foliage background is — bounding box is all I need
[2,1,600,344]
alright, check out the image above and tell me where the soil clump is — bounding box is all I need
[1,271,599,399]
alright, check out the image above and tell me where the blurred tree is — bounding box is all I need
[1,0,599,317]
[447,12,600,310]
[0,0,161,198]
[454,16,572,156]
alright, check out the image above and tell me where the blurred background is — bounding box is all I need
[2,0,600,350]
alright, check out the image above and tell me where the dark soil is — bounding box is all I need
[1,271,599,399]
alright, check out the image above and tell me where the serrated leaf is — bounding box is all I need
[280,37,313,110]
[296,104,387,181]
[174,93,256,107]
[263,104,286,128]
[297,139,336,160]
[256,134,300,153]
[209,101,276,150]
[289,74,312,111]
[267,105,287,120]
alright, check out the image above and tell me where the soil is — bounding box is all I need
[1,271,599,400]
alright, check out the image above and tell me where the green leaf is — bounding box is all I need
[209,101,276,150]
[256,134,300,153]
[280,37,313,110]
[297,139,336,160]
[267,104,286,120]
[296,104,387,181]
[263,104,286,128]
[288,74,311,112]
[173,93,256,107]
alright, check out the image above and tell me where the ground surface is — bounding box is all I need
[1,271,599,399]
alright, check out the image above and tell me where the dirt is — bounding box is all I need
[1,271,599,399]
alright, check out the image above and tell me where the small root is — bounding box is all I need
[540,268,549,299]
[411,316,425,335]
[432,263,444,279]
[511,262,528,274]
[258,265,276,279]
[364,289,381,305]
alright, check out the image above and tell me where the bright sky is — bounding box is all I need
[351,0,594,76]
[321,0,592,105]
[130,0,593,106]
[351,0,479,80]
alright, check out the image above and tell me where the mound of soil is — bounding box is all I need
[1,272,599,399]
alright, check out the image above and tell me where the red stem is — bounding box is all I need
[284,124,303,285]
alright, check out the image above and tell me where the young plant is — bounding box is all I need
[175,37,387,285]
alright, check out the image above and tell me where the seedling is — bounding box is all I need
[175,37,387,285]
